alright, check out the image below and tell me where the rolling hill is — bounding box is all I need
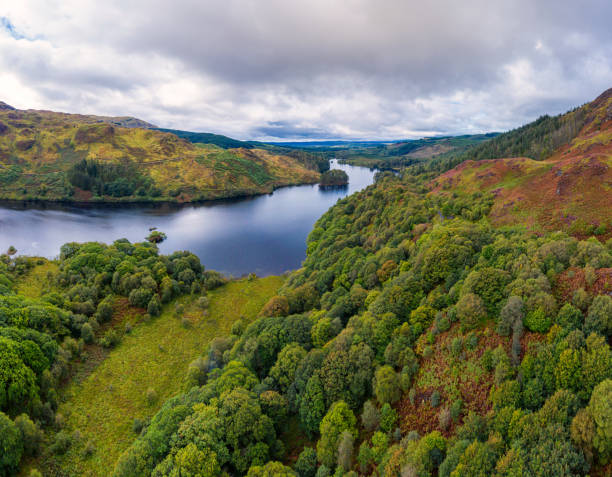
[0,104,320,203]
[430,88,612,238]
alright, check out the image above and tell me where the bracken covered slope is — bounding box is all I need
[430,88,612,238]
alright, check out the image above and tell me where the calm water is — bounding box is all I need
[0,161,375,276]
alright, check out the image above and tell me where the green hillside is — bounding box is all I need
[1,89,611,477]
[0,105,320,203]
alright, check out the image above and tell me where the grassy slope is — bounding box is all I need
[0,107,319,202]
[429,89,612,238]
[25,275,283,476]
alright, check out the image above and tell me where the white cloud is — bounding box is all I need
[0,0,611,140]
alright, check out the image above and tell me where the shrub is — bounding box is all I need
[380,403,398,433]
[145,387,157,405]
[81,322,94,344]
[95,299,113,323]
[439,408,451,430]
[147,295,161,316]
[430,390,441,408]
[50,431,72,455]
[197,295,209,309]
[260,295,290,317]
[450,399,462,421]
[128,287,153,308]
[100,328,122,348]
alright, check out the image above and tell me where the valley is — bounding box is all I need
[0,88,611,477]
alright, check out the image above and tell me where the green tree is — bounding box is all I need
[586,379,612,463]
[585,295,612,338]
[247,461,297,476]
[374,365,400,405]
[361,400,380,432]
[317,401,358,468]
[294,447,317,477]
[380,403,398,433]
[300,375,326,437]
[269,344,307,393]
[0,411,23,475]
[456,293,487,330]
[337,430,355,471]
[172,443,220,477]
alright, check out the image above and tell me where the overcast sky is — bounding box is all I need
[1,1,611,140]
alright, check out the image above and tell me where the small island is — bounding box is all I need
[319,168,349,187]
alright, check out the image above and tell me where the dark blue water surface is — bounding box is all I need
[0,161,375,276]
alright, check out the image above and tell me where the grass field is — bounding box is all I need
[28,275,284,476]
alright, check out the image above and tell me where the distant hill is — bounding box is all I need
[430,88,612,238]
[0,105,320,202]
[284,133,500,169]
[153,128,254,149]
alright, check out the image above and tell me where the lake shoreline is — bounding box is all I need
[0,177,322,210]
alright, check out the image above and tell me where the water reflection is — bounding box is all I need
[0,161,376,276]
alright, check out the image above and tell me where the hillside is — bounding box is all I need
[431,88,612,238]
[0,104,320,203]
[1,90,612,477]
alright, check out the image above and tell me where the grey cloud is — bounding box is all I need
[1,0,611,139]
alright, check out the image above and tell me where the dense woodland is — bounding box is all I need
[108,170,611,476]
[1,91,611,476]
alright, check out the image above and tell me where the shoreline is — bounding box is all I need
[0,177,321,210]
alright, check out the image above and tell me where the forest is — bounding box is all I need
[1,89,611,476]
[2,166,611,476]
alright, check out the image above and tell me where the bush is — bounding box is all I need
[197,295,209,309]
[147,295,161,316]
[439,407,451,430]
[260,295,290,317]
[100,328,122,348]
[129,287,153,308]
[80,322,94,343]
[95,299,113,323]
[14,414,42,457]
[50,431,72,455]
[430,390,441,408]
[145,387,157,405]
